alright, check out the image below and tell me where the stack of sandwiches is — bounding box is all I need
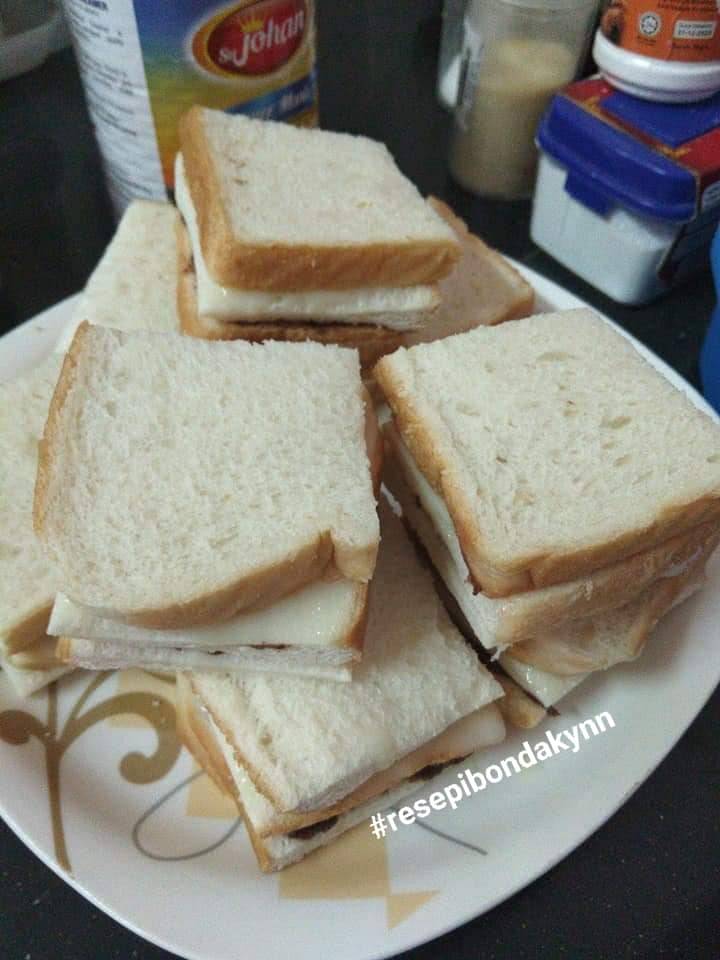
[58,113,533,367]
[1,199,185,698]
[34,323,529,872]
[10,109,719,878]
[38,325,381,682]
[176,502,508,872]
[376,308,720,709]
[3,112,534,706]
[174,108,528,367]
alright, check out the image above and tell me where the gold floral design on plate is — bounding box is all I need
[0,671,181,874]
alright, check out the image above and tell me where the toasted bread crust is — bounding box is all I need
[34,321,91,543]
[375,358,720,596]
[178,107,461,292]
[176,678,277,871]
[176,227,404,370]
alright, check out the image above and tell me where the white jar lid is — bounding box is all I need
[594,30,720,103]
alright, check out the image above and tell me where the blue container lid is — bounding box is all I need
[537,94,698,223]
[603,89,720,148]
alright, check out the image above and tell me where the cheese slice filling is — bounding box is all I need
[175,154,438,326]
[499,654,586,709]
[49,578,365,652]
[385,428,509,649]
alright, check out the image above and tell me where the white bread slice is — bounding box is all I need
[402,199,535,346]
[177,224,404,370]
[175,154,439,327]
[186,672,504,838]
[176,676,478,873]
[178,108,460,291]
[385,421,720,645]
[57,200,180,353]
[35,325,379,628]
[57,637,353,681]
[375,308,720,596]
[237,705,505,838]
[190,501,503,815]
[0,356,63,653]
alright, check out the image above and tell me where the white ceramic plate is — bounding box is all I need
[2,269,719,960]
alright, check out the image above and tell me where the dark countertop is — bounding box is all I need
[1,3,718,958]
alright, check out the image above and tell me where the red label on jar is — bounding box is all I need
[193,0,306,77]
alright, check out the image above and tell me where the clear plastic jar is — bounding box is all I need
[449,0,599,198]
[437,0,469,109]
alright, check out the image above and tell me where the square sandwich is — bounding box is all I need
[376,308,720,706]
[39,324,380,680]
[174,109,463,365]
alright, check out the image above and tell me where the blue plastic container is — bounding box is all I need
[700,227,720,412]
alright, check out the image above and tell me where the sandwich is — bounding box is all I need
[376,308,720,705]
[38,324,381,680]
[0,356,72,696]
[174,108,463,366]
[177,502,507,872]
[174,110,534,366]
[57,199,181,353]
[3,200,192,696]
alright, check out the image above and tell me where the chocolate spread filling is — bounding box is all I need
[409,754,471,782]
[288,815,339,841]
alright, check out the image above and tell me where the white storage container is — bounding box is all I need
[531,77,720,304]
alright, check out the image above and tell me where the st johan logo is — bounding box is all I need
[192,0,307,78]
